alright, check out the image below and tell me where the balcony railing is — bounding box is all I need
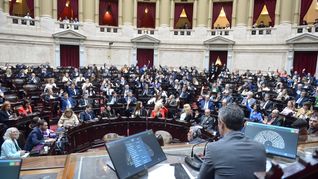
[249,27,275,35]
[56,21,82,31]
[294,25,318,34]
[209,29,232,36]
[136,28,157,35]
[171,29,193,36]
[98,25,121,33]
[7,16,39,27]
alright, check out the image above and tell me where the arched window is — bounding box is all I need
[137,2,156,28]
[174,3,193,29]
[212,2,233,29]
[99,0,118,26]
[253,0,276,27]
[9,0,34,18]
[58,0,78,21]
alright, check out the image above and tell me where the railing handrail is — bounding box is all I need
[209,28,233,31]
[247,27,276,30]
[56,21,82,26]
[135,27,157,31]
[171,29,194,32]
[7,15,39,21]
[97,25,121,29]
[292,25,318,29]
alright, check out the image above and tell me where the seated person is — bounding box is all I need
[280,100,296,116]
[241,91,256,107]
[43,78,57,93]
[308,115,318,136]
[199,109,217,133]
[179,104,193,123]
[264,109,282,126]
[0,91,4,105]
[1,127,26,159]
[246,102,263,123]
[24,120,55,152]
[60,92,76,112]
[131,101,147,118]
[101,105,116,118]
[67,83,80,97]
[295,90,309,108]
[187,126,204,144]
[124,92,137,104]
[78,93,93,107]
[260,94,273,113]
[58,108,79,129]
[295,102,313,120]
[28,73,40,84]
[79,105,96,122]
[151,103,168,119]
[18,100,33,117]
[198,95,214,111]
[0,101,12,122]
[198,104,266,179]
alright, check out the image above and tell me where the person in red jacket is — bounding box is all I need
[151,103,168,119]
[18,100,32,117]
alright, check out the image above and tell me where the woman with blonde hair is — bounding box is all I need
[151,102,168,119]
[1,127,26,159]
[180,104,193,122]
[58,108,79,129]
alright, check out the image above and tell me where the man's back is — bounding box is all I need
[199,131,266,179]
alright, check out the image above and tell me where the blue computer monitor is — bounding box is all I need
[244,122,299,159]
[105,130,167,179]
[0,159,22,179]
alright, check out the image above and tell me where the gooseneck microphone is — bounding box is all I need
[185,140,209,171]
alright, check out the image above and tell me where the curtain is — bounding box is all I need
[174,3,193,29]
[211,2,222,28]
[253,0,265,25]
[60,45,80,68]
[210,51,228,67]
[299,0,313,25]
[58,0,78,20]
[26,0,34,18]
[137,2,156,28]
[253,0,277,26]
[293,51,318,76]
[137,49,154,68]
[99,0,118,26]
[9,0,17,16]
[223,2,233,28]
[264,0,276,26]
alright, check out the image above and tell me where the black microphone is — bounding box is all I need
[185,140,208,171]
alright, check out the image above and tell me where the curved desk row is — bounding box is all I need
[64,117,212,153]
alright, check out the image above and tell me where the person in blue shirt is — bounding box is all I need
[1,127,25,159]
[246,101,263,123]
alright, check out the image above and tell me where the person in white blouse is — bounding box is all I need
[1,127,26,159]
[44,78,57,93]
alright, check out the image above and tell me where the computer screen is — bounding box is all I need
[0,159,22,179]
[105,130,167,179]
[244,122,299,159]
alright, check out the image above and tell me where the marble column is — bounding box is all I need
[192,0,198,27]
[123,0,133,26]
[34,0,40,18]
[280,0,292,24]
[160,0,170,27]
[78,0,83,21]
[133,0,137,26]
[293,0,300,26]
[247,0,254,27]
[52,0,57,19]
[118,0,123,25]
[207,0,212,28]
[4,0,9,14]
[197,0,208,27]
[40,0,52,17]
[83,0,94,22]
[0,0,3,12]
[95,0,99,23]
[155,0,160,28]
[232,0,237,27]
[236,0,249,26]
[275,0,281,25]
[169,0,174,28]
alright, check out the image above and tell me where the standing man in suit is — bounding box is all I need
[198,104,266,179]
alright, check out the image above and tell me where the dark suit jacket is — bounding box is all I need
[79,111,96,121]
[24,127,45,151]
[61,97,76,112]
[198,131,266,179]
[198,99,215,111]
[67,87,80,97]
[200,115,216,132]
[0,110,10,123]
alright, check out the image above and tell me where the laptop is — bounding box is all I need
[244,122,299,159]
[105,130,167,179]
[0,159,22,179]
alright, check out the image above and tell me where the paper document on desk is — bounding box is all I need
[21,152,30,158]
[148,164,195,179]
[148,164,175,179]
